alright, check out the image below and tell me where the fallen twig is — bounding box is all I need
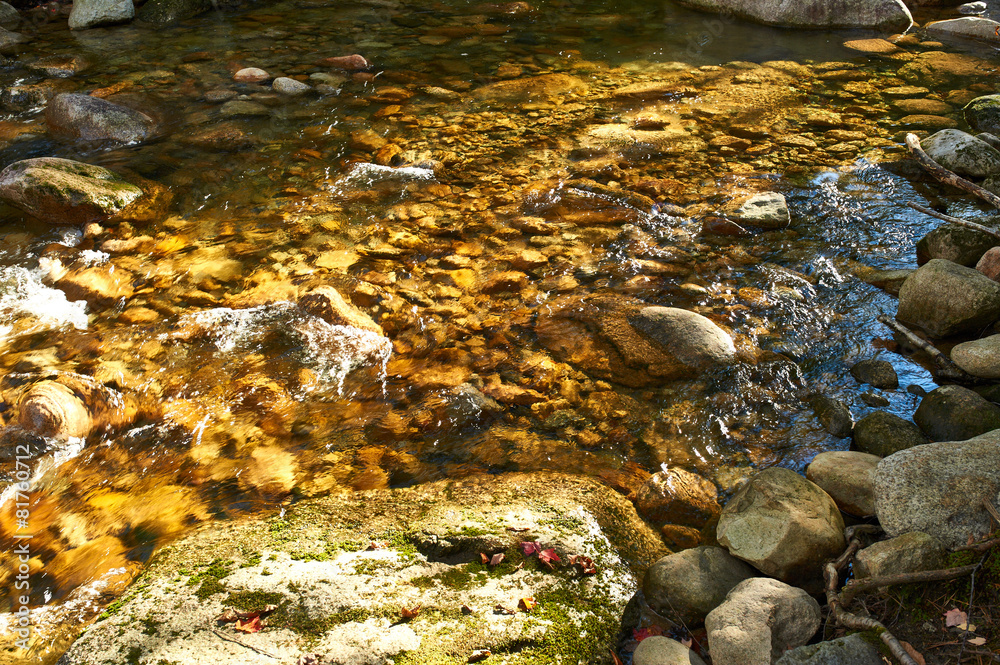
[957,551,991,665]
[840,564,981,607]
[952,536,1000,553]
[876,314,976,382]
[906,201,1000,241]
[210,628,280,658]
[906,133,1000,210]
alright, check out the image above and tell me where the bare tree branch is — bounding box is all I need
[906,133,1000,210]
[906,201,1000,241]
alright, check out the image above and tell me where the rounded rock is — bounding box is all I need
[234,67,269,83]
[643,546,757,625]
[913,384,1000,441]
[951,334,1000,379]
[634,468,721,529]
[897,259,1000,339]
[849,359,898,389]
[17,381,92,440]
[852,411,927,457]
[633,636,707,665]
[272,77,311,95]
[806,451,880,517]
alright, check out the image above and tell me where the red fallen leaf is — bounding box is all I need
[461,605,474,615]
[569,555,597,575]
[401,606,421,619]
[518,597,537,611]
[216,609,240,624]
[609,649,624,665]
[944,608,968,628]
[234,615,263,633]
[520,541,542,556]
[633,626,665,642]
[480,552,489,564]
[468,650,491,663]
[490,553,505,567]
[538,548,561,569]
[367,541,389,551]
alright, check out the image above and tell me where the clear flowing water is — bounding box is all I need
[0,0,995,660]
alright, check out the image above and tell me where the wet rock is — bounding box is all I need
[0,2,18,29]
[178,123,255,151]
[917,223,998,267]
[16,381,92,440]
[135,0,211,25]
[473,73,586,104]
[951,333,1000,378]
[852,411,927,457]
[896,259,1000,338]
[775,633,884,665]
[925,17,1000,42]
[481,270,528,294]
[219,100,270,117]
[913,384,1000,441]
[959,1,987,14]
[722,192,789,230]
[233,67,269,83]
[0,157,145,225]
[891,98,952,115]
[69,0,134,30]
[632,306,736,368]
[318,53,370,70]
[849,359,898,389]
[965,95,1000,135]
[0,82,54,113]
[875,430,1000,547]
[643,546,757,626]
[898,114,958,131]
[58,473,667,665]
[921,129,1000,178]
[0,26,25,53]
[581,122,708,160]
[862,268,912,295]
[660,524,702,550]
[805,451,879,517]
[299,286,383,335]
[272,77,311,95]
[705,577,821,665]
[859,392,890,407]
[46,93,155,145]
[717,467,845,585]
[853,531,945,579]
[56,264,134,308]
[634,468,721,529]
[633,636,708,665]
[809,394,853,438]
[899,51,993,87]
[674,0,910,29]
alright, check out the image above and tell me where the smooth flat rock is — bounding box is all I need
[473,73,586,103]
[926,17,1000,42]
[643,546,757,626]
[875,431,1000,547]
[775,633,885,665]
[806,451,879,517]
[853,531,945,579]
[672,0,911,29]
[633,636,708,665]
[724,192,790,230]
[896,259,1000,338]
[46,93,155,144]
[951,333,1000,378]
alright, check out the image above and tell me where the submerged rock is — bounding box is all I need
[634,468,721,529]
[896,259,1000,338]
[473,73,586,104]
[673,0,911,30]
[722,192,790,230]
[16,381,92,440]
[135,0,212,25]
[875,431,1000,547]
[848,359,898,389]
[58,473,667,665]
[46,93,155,145]
[299,286,383,335]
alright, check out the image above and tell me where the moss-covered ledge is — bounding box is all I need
[58,472,668,665]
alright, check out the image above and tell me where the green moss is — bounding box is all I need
[140,616,163,636]
[240,552,263,568]
[97,597,128,621]
[223,590,285,613]
[353,559,393,575]
[187,558,234,600]
[124,646,142,665]
[266,602,397,647]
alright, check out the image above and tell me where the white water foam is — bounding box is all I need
[0,266,88,343]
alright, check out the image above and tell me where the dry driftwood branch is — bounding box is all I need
[906,133,1000,210]
[952,536,1000,553]
[876,314,976,382]
[906,201,1000,241]
[840,564,981,607]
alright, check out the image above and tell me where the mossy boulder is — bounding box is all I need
[58,473,667,665]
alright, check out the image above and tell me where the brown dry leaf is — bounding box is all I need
[401,606,421,620]
[367,541,389,551]
[900,641,925,665]
[493,604,515,615]
[944,608,968,628]
[461,604,474,615]
[518,597,537,611]
[957,621,977,632]
[967,637,987,646]
[489,553,505,567]
[609,649,624,665]
[216,609,239,624]
[234,616,263,633]
[515,561,524,570]
[479,552,490,564]
[468,650,491,663]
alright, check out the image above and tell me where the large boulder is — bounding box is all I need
[917,223,999,267]
[0,157,150,225]
[853,531,945,579]
[69,0,134,29]
[643,546,758,626]
[46,93,156,145]
[966,95,1000,135]
[913,384,1000,442]
[805,451,879,517]
[535,295,736,388]
[775,633,885,665]
[634,468,721,529]
[716,468,846,585]
[57,473,667,665]
[920,129,1000,178]
[705,577,821,665]
[852,411,927,457]
[951,334,1000,379]
[896,259,1000,338]
[925,17,1000,43]
[875,432,1000,547]
[673,0,911,29]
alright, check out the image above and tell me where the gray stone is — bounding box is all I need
[854,531,945,579]
[728,192,790,230]
[0,2,20,29]
[862,268,912,296]
[633,636,707,665]
[806,451,880,517]
[705,577,821,665]
[875,431,1000,547]
[896,259,1000,339]
[643,546,757,625]
[913,384,1000,441]
[916,223,999,267]
[272,77,311,95]
[852,411,927,457]
[925,17,1000,43]
[0,157,143,225]
[951,334,1000,379]
[58,473,667,665]
[921,129,1000,178]
[0,26,26,53]
[46,93,155,145]
[673,0,911,29]
[775,633,884,665]
[959,2,987,15]
[69,0,134,30]
[219,100,271,117]
[849,359,898,389]
[965,94,1000,136]
[634,468,720,529]
[810,394,853,438]
[630,307,737,370]
[716,468,845,585]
